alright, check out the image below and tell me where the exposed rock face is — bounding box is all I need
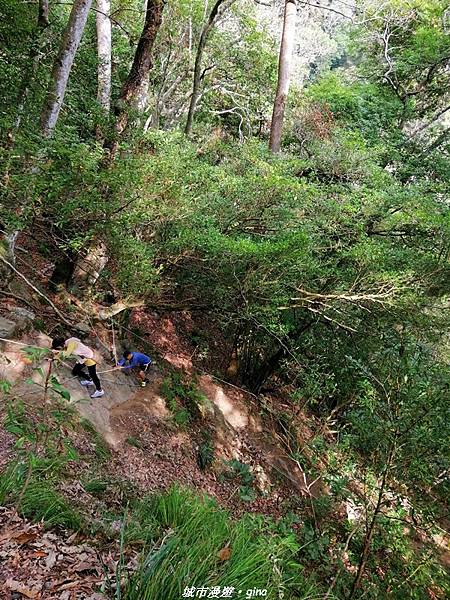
[0,317,17,342]
[8,308,35,331]
[0,309,35,349]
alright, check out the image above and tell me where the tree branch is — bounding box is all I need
[0,255,74,327]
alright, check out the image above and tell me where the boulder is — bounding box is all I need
[0,316,17,348]
[73,321,91,336]
[9,307,35,330]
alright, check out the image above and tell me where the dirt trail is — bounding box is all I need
[54,367,167,448]
[1,332,313,499]
[0,334,163,447]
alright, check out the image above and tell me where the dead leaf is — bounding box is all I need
[0,529,38,545]
[217,545,231,561]
[58,580,87,591]
[6,579,39,598]
[73,560,97,572]
[45,548,57,569]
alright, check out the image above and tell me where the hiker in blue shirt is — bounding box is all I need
[117,349,152,387]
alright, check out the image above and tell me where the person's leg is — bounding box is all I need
[72,362,91,380]
[87,364,102,391]
[138,363,151,386]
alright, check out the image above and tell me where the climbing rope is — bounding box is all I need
[0,336,149,391]
[111,320,117,364]
[1,324,257,399]
[0,337,46,349]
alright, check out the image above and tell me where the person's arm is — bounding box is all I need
[64,340,77,357]
[117,358,132,369]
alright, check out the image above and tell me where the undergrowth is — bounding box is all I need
[122,486,320,600]
[80,417,112,460]
[220,459,257,502]
[161,372,208,426]
[0,461,83,530]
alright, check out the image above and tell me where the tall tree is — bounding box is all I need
[269,0,297,153]
[40,0,93,138]
[184,0,235,136]
[114,0,165,138]
[96,0,112,111]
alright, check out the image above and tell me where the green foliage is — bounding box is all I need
[306,74,403,145]
[0,462,83,530]
[0,379,12,394]
[0,0,449,594]
[1,381,85,530]
[161,372,207,425]
[122,486,311,600]
[197,430,215,471]
[222,459,256,502]
[298,523,330,563]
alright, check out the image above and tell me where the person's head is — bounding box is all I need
[51,337,65,350]
[123,350,133,360]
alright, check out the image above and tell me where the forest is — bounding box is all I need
[0,0,449,599]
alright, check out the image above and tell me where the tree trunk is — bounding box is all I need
[49,254,75,292]
[38,0,49,28]
[184,0,232,136]
[70,240,109,294]
[96,0,111,111]
[40,0,93,138]
[245,320,313,392]
[269,0,297,153]
[250,345,285,393]
[114,0,164,138]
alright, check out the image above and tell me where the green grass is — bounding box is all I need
[121,486,315,600]
[83,478,109,496]
[126,436,143,449]
[19,480,83,529]
[0,461,83,530]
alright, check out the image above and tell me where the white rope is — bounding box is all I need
[0,337,49,349]
[111,320,118,364]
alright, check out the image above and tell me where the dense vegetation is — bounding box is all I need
[1,0,449,598]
